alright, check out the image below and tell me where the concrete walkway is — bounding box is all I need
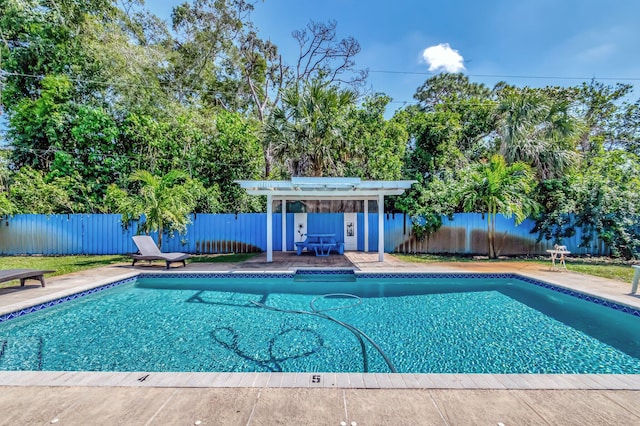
[2,386,640,425]
[1,253,640,425]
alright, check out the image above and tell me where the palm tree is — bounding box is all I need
[106,170,199,249]
[496,88,580,179]
[264,79,356,177]
[460,155,538,258]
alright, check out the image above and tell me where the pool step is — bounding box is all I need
[293,269,356,282]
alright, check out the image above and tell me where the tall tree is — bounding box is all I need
[8,166,74,213]
[411,73,497,161]
[395,88,480,240]
[238,30,284,123]
[292,20,367,90]
[572,151,640,259]
[265,79,356,177]
[1,0,174,212]
[0,151,12,215]
[577,80,635,154]
[120,107,264,213]
[342,94,406,180]
[413,73,492,112]
[398,105,465,178]
[0,0,116,111]
[81,2,171,116]
[7,75,75,171]
[616,99,640,155]
[168,0,256,111]
[495,86,580,180]
[187,110,264,212]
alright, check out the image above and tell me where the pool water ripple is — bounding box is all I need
[1,275,639,374]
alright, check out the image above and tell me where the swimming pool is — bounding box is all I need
[1,272,639,374]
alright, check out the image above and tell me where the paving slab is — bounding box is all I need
[249,388,345,425]
[602,390,640,418]
[0,386,176,425]
[515,389,640,425]
[430,389,547,425]
[151,387,259,425]
[345,389,446,425]
[0,386,77,425]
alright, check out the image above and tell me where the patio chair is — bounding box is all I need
[0,269,55,287]
[131,235,190,269]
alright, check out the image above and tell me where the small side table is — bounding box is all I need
[546,249,570,271]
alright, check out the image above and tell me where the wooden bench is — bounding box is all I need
[0,269,55,287]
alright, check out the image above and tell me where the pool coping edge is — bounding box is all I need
[1,371,638,390]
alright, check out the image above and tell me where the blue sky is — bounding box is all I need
[150,0,640,112]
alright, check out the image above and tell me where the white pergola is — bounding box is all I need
[236,177,416,262]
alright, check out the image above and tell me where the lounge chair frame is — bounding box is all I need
[0,269,55,287]
[131,235,190,269]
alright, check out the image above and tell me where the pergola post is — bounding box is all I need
[364,199,369,252]
[378,194,384,262]
[282,199,287,252]
[266,194,273,262]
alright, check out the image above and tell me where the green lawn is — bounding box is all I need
[563,262,634,282]
[1,255,130,276]
[396,254,636,283]
[0,253,258,288]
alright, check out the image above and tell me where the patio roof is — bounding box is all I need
[236,177,416,200]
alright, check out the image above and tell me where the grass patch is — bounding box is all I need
[0,255,130,288]
[564,263,634,282]
[0,253,258,288]
[1,255,130,276]
[396,253,635,283]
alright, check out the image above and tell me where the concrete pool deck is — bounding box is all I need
[1,253,639,424]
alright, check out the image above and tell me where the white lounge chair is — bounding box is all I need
[0,269,55,287]
[131,235,190,269]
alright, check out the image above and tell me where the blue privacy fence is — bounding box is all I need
[0,213,608,256]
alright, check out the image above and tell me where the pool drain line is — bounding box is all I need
[251,293,397,373]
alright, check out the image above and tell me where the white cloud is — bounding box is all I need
[421,43,466,73]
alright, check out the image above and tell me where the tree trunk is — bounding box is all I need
[157,220,163,250]
[487,211,494,258]
[487,207,497,259]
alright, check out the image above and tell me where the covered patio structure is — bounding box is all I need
[236,177,415,262]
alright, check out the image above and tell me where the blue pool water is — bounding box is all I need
[1,273,640,374]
